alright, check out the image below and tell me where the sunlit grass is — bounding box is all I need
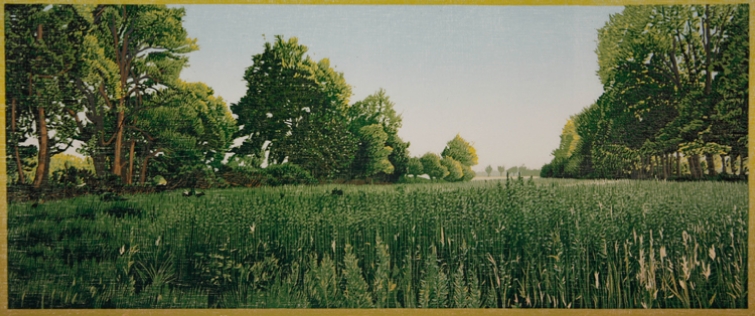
[8,178,747,308]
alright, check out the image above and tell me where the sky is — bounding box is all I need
[176,5,624,171]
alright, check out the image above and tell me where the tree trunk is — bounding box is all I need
[665,154,671,179]
[740,155,746,177]
[41,145,52,185]
[93,150,107,177]
[139,155,151,185]
[662,154,668,179]
[693,155,703,178]
[705,154,716,176]
[676,152,681,177]
[32,107,49,188]
[638,157,644,179]
[720,154,728,175]
[112,109,125,176]
[651,155,656,179]
[126,140,136,184]
[11,98,26,184]
[139,148,163,185]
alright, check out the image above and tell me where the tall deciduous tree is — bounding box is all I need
[5,4,89,188]
[233,36,356,179]
[75,5,197,182]
[347,89,410,181]
[135,80,236,184]
[547,4,747,180]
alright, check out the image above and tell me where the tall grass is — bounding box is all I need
[8,178,747,308]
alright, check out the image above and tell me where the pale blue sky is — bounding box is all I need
[176,5,623,171]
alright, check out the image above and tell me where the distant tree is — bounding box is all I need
[407,157,423,178]
[440,134,478,182]
[441,157,463,181]
[420,152,448,180]
[357,124,394,177]
[347,89,409,181]
[441,134,478,167]
[497,165,505,176]
[485,165,493,177]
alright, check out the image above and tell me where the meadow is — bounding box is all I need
[8,177,747,308]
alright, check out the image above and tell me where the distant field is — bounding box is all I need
[472,175,540,181]
[8,178,747,308]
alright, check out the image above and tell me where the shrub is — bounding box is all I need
[264,163,317,186]
[221,166,272,188]
[170,165,228,189]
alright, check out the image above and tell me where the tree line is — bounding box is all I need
[5,4,480,198]
[542,4,748,180]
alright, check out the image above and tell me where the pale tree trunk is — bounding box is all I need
[676,152,681,177]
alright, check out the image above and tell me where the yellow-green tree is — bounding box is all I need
[441,134,478,181]
[441,157,463,181]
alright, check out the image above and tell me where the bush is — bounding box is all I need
[221,166,272,188]
[264,163,317,186]
[51,166,94,187]
[170,165,228,189]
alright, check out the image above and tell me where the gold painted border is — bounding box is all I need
[0,0,752,315]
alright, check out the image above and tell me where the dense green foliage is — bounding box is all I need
[6,6,418,197]
[543,4,748,180]
[9,179,746,308]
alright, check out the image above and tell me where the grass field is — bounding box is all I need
[8,178,747,308]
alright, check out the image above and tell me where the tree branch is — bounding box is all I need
[126,125,157,142]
